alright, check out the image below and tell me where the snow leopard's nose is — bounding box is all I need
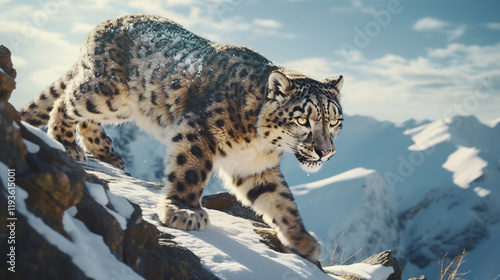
[315,146,335,160]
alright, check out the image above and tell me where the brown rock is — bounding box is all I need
[0,45,16,101]
[254,227,286,253]
[0,192,91,280]
[340,250,402,280]
[202,192,263,223]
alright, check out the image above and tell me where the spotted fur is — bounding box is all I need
[19,14,344,261]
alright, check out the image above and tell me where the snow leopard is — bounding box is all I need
[19,14,344,261]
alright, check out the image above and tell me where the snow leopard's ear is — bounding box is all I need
[267,71,294,102]
[324,75,344,94]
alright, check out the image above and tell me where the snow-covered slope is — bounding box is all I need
[106,114,500,279]
[80,159,334,280]
[82,159,397,280]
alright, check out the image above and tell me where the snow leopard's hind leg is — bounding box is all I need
[47,97,87,162]
[158,114,215,231]
[48,82,131,168]
[78,121,125,169]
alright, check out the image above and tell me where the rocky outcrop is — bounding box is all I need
[359,251,402,280]
[0,45,16,101]
[0,45,89,279]
[324,251,402,280]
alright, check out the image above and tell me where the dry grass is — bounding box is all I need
[439,250,470,280]
[328,228,365,265]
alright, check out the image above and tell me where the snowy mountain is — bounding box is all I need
[105,114,500,279]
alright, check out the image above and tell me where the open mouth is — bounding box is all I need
[295,153,323,173]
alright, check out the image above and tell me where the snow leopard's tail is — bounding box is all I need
[19,64,78,127]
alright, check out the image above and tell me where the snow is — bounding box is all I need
[405,119,451,151]
[81,159,339,279]
[85,182,127,230]
[12,120,43,153]
[107,190,135,220]
[442,146,487,189]
[473,186,491,197]
[324,263,394,280]
[291,167,376,195]
[21,120,65,151]
[485,117,500,128]
[86,182,109,205]
[22,139,40,153]
[165,210,334,280]
[67,205,78,216]
[0,161,144,280]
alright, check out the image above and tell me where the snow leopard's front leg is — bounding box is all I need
[226,167,321,261]
[158,116,215,231]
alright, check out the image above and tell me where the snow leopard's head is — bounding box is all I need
[258,70,343,173]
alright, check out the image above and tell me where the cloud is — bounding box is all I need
[253,19,282,29]
[71,22,95,34]
[10,55,27,68]
[413,17,466,42]
[413,17,449,31]
[332,0,377,14]
[447,25,466,41]
[77,0,120,10]
[251,19,296,39]
[125,0,294,41]
[282,58,336,80]
[484,22,500,31]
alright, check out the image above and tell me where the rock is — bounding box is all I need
[0,181,91,280]
[337,250,402,280]
[0,45,16,101]
[360,250,402,280]
[202,192,263,223]
[0,47,90,278]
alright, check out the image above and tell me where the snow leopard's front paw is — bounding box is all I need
[287,231,321,262]
[65,144,87,162]
[96,151,125,169]
[158,198,209,231]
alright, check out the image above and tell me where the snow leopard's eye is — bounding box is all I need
[297,117,309,126]
[330,118,343,127]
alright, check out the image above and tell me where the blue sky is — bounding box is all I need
[1,0,499,122]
